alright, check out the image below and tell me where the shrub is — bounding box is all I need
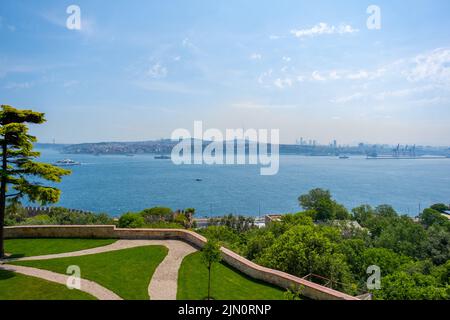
[118,212,145,228]
[430,203,449,213]
[141,207,172,218]
[21,214,57,225]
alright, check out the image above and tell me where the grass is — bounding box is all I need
[12,245,168,300]
[4,238,117,258]
[177,252,286,300]
[0,269,96,300]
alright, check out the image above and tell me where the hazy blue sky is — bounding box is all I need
[1,0,450,145]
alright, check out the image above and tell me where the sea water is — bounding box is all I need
[31,148,450,217]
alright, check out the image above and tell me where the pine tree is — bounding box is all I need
[0,105,71,258]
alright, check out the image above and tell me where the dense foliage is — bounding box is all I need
[198,189,450,300]
[5,203,114,226]
[117,207,194,229]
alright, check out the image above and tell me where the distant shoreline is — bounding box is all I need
[35,141,450,158]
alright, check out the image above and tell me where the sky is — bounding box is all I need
[1,0,450,145]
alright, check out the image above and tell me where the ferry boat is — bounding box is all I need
[54,159,81,166]
[154,155,171,160]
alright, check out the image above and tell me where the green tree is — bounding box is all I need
[351,205,375,225]
[362,247,411,276]
[430,203,449,213]
[118,212,145,228]
[201,240,222,300]
[243,229,276,261]
[375,216,427,259]
[0,105,71,258]
[374,205,398,218]
[419,208,449,228]
[258,225,333,275]
[374,271,449,300]
[425,224,450,265]
[337,239,367,276]
[298,188,349,221]
[299,188,335,220]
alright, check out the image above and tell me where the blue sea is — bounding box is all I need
[32,148,450,218]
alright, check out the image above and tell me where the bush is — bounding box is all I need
[199,226,241,248]
[430,203,449,213]
[21,214,57,225]
[141,207,172,218]
[420,208,449,228]
[5,203,115,226]
[118,212,145,228]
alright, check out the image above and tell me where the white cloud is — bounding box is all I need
[63,80,79,88]
[134,81,204,95]
[291,22,359,38]
[257,69,273,85]
[232,102,296,110]
[346,68,385,80]
[311,71,326,81]
[330,93,364,104]
[147,63,167,79]
[331,85,439,104]
[374,85,435,101]
[329,70,341,80]
[0,16,16,32]
[274,77,293,89]
[4,81,34,90]
[250,53,262,60]
[346,70,370,80]
[405,48,450,83]
[182,37,200,52]
[282,56,291,63]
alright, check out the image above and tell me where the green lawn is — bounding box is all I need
[12,245,168,300]
[177,252,286,300]
[0,269,96,300]
[5,238,117,258]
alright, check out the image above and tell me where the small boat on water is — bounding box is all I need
[55,159,81,166]
[154,155,171,160]
[195,178,203,182]
[338,155,350,159]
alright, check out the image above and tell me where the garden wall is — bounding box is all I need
[4,225,359,300]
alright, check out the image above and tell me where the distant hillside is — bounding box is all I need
[59,140,450,157]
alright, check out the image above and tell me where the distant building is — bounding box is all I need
[265,214,283,225]
[442,211,450,220]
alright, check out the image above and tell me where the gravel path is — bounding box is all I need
[1,239,197,300]
[0,264,122,300]
[147,240,197,300]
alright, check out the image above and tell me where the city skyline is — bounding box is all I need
[1,0,450,145]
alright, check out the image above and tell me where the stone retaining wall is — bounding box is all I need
[4,225,359,300]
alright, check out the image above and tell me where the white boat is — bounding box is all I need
[55,159,81,166]
[154,155,171,160]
